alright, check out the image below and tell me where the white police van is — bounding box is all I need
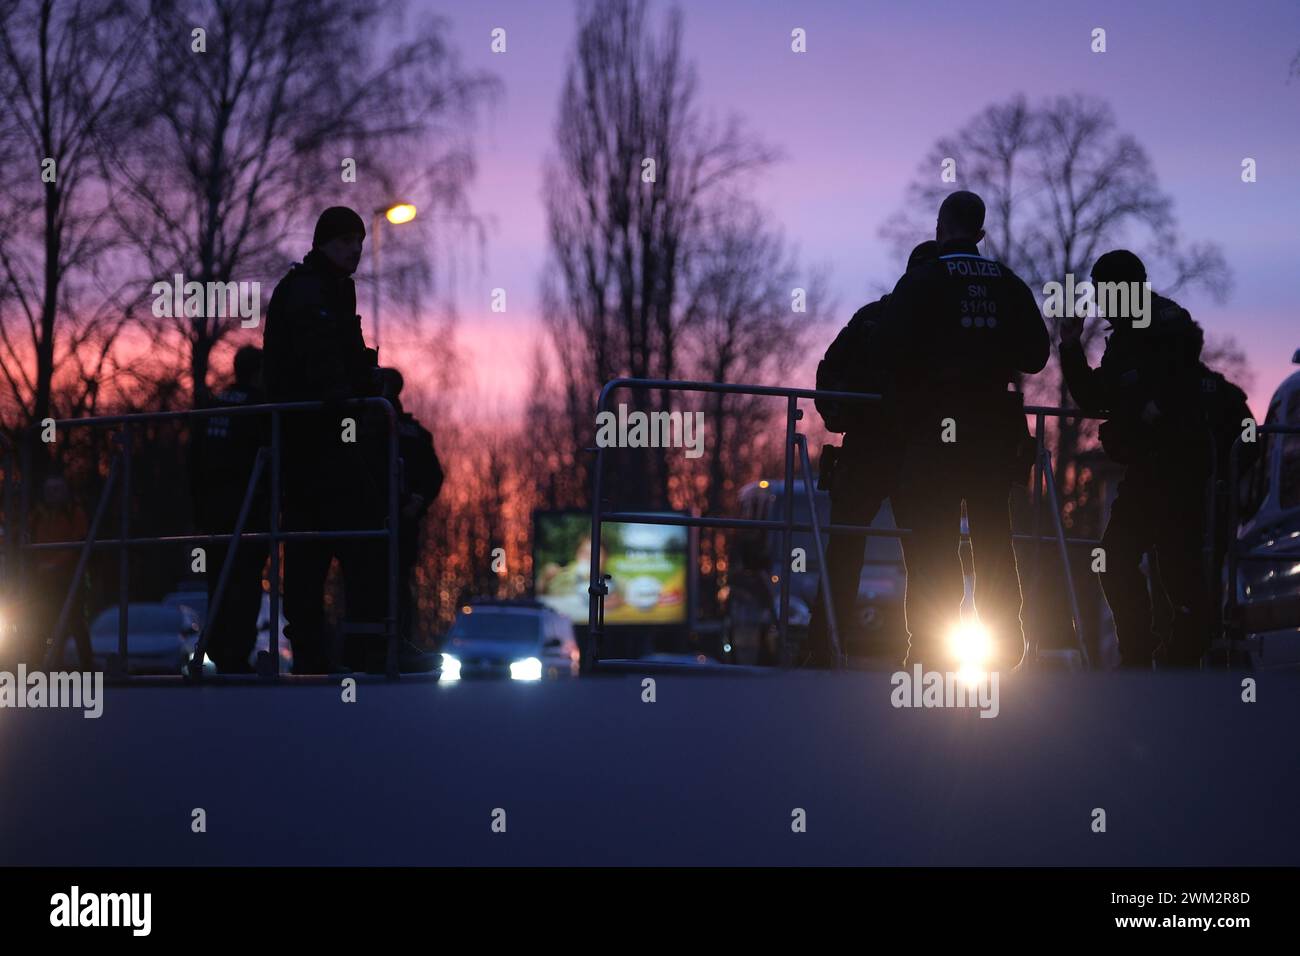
[730,479,911,664]
[1231,349,1300,668]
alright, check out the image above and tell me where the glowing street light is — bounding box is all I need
[371,202,418,353]
[385,203,417,225]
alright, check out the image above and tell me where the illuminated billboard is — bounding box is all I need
[533,512,687,625]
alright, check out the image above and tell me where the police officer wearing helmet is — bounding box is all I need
[870,191,1049,672]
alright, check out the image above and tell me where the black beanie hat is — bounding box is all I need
[1091,249,1146,285]
[313,206,366,247]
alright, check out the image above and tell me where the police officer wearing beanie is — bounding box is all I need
[365,368,443,666]
[189,345,270,673]
[263,206,384,674]
[870,191,1049,673]
[1060,250,1226,668]
[804,239,938,668]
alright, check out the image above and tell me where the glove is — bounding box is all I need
[817,444,839,492]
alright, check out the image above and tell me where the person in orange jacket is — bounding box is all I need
[29,473,92,668]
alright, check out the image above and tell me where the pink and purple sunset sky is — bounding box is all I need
[388,0,1300,417]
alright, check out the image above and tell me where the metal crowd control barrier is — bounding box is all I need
[17,398,401,679]
[587,378,1107,671]
[1223,423,1300,659]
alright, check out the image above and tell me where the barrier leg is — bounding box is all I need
[586,436,607,671]
[191,450,268,677]
[386,404,400,681]
[796,435,843,669]
[1042,448,1090,669]
[118,426,132,674]
[44,455,120,670]
[778,397,796,666]
[267,412,281,678]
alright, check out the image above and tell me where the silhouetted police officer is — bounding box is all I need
[1060,250,1241,668]
[871,191,1049,672]
[189,345,268,673]
[263,206,383,674]
[360,368,443,668]
[806,240,937,668]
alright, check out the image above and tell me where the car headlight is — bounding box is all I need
[440,654,461,681]
[510,657,542,681]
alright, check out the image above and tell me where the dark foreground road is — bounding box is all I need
[0,670,1296,866]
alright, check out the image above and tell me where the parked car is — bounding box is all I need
[441,600,580,680]
[162,587,208,622]
[1231,348,1300,668]
[72,603,204,675]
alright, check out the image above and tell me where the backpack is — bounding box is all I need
[1197,364,1259,480]
[815,298,887,433]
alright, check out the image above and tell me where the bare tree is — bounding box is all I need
[111,0,496,403]
[407,395,539,634]
[541,0,779,508]
[0,0,147,442]
[882,93,1237,496]
[520,347,588,512]
[676,198,829,518]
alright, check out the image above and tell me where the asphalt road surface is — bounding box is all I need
[0,670,1295,866]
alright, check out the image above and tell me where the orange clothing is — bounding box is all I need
[30,505,89,576]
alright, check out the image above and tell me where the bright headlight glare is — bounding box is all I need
[441,654,461,681]
[948,620,992,667]
[510,657,542,681]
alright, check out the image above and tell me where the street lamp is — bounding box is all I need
[385,203,417,225]
[371,202,418,354]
